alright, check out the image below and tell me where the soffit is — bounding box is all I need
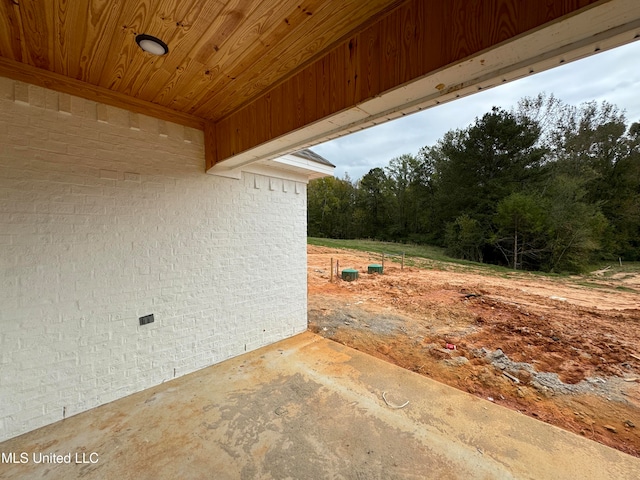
[0,0,400,123]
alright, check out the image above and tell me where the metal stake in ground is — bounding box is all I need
[330,258,334,282]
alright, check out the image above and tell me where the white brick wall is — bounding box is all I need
[0,77,308,441]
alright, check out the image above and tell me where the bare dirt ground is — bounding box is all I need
[307,245,640,457]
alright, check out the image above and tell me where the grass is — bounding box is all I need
[581,260,640,293]
[615,285,638,293]
[586,260,640,276]
[307,237,640,289]
[308,237,450,262]
[308,237,519,275]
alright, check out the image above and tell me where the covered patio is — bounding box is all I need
[2,1,640,477]
[1,332,637,479]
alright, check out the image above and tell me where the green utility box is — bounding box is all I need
[368,264,383,274]
[341,268,359,281]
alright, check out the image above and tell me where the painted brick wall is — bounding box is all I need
[0,77,308,442]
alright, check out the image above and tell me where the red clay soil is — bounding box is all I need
[307,245,640,457]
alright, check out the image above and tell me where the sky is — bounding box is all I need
[312,40,640,180]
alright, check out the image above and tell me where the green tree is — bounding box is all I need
[518,94,640,261]
[610,122,640,259]
[307,175,356,238]
[385,154,424,239]
[444,214,486,262]
[429,107,547,247]
[543,174,608,272]
[355,167,392,238]
[493,192,548,270]
[308,93,639,270]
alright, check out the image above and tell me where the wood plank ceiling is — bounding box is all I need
[0,0,400,126]
[0,0,619,167]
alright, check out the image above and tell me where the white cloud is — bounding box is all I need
[312,40,640,180]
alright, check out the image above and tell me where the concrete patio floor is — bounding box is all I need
[1,332,638,479]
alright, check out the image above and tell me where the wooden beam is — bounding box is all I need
[209,0,604,166]
[204,122,218,171]
[0,56,205,130]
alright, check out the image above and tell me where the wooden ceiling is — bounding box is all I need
[2,0,634,169]
[0,0,400,125]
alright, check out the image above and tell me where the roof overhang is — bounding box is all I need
[206,0,640,173]
[2,0,639,175]
[209,151,335,182]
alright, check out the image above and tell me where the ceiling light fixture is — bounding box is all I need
[135,34,169,56]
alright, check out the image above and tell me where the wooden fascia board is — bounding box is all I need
[0,56,205,131]
[208,0,620,170]
[204,122,218,170]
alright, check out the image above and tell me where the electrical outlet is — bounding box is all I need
[139,314,154,326]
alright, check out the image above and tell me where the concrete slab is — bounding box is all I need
[1,332,638,479]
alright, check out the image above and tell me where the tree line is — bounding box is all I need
[307,94,640,273]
